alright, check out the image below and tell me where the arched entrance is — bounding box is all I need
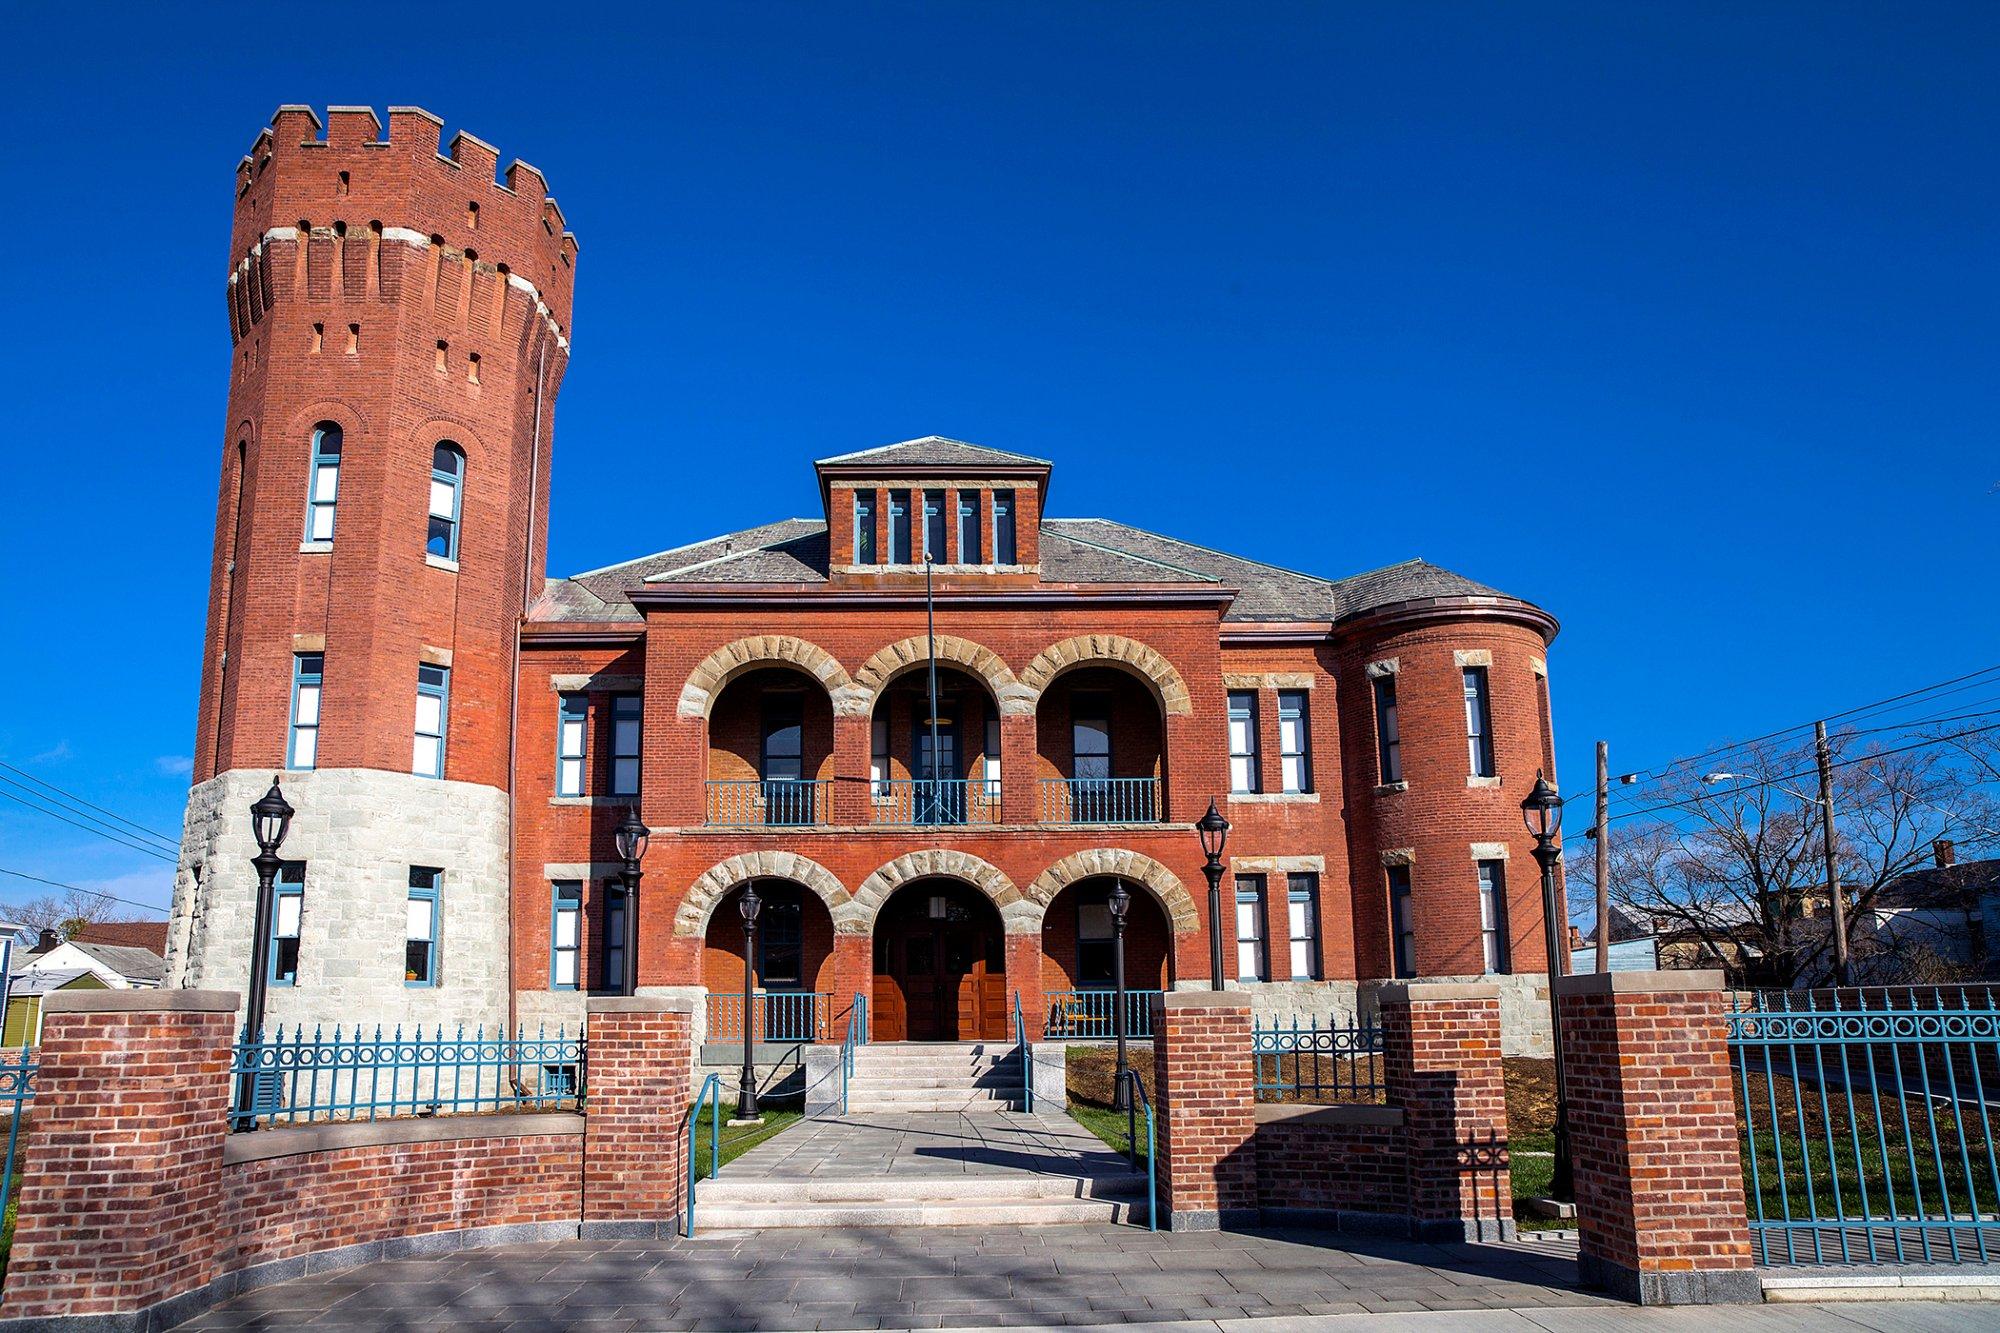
[871,879,1007,1041]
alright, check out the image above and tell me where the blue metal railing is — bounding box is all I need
[1118,1067,1158,1232]
[706,992,830,1044]
[1014,992,1032,1114]
[683,1072,724,1237]
[705,778,829,827]
[1250,1014,1386,1103]
[842,992,867,1116]
[869,778,1001,827]
[1039,777,1160,824]
[1728,987,2000,1266]
[229,1023,583,1129]
[1045,989,1161,1040]
[0,1047,36,1215]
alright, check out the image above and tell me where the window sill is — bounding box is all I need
[1373,781,1409,796]
[425,553,460,573]
[1467,775,1502,789]
[1227,792,1320,804]
[298,540,332,555]
[550,795,636,808]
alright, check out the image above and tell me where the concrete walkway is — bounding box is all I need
[728,1109,1131,1181]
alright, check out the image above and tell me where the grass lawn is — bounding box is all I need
[691,1107,800,1177]
[1066,1047,1150,1169]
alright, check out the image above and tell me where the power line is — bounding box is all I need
[0,866,172,917]
[0,788,180,864]
[0,759,181,848]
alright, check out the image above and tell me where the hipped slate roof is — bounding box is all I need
[815,437,1052,470]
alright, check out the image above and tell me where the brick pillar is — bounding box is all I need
[1380,981,1513,1241]
[1,990,238,1323]
[1557,971,1757,1305]
[830,933,873,1040]
[1000,711,1037,823]
[1005,931,1046,1040]
[831,715,873,825]
[1151,992,1257,1231]
[583,995,693,1237]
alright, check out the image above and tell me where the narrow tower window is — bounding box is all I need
[304,422,342,543]
[288,653,323,770]
[555,694,587,797]
[272,862,305,986]
[1388,865,1417,979]
[601,880,628,991]
[1372,675,1402,784]
[1478,860,1511,974]
[550,882,581,990]
[1463,666,1496,778]
[413,664,450,778]
[406,868,441,987]
[428,442,465,561]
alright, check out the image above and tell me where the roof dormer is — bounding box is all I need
[816,437,1051,583]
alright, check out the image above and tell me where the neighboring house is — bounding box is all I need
[1568,927,1659,974]
[21,932,165,990]
[4,969,107,1046]
[1859,842,1999,979]
[62,921,170,956]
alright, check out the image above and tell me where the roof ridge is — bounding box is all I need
[1048,518,1334,588]
[815,437,1053,467]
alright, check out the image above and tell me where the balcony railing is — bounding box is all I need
[1039,777,1161,824]
[705,779,830,827]
[869,778,1002,827]
[706,991,830,1044]
[1046,989,1162,1039]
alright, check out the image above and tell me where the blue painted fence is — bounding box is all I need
[0,1047,35,1218]
[231,1024,584,1130]
[1728,987,2000,1265]
[1251,1014,1386,1103]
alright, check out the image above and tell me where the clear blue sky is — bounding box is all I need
[1,2,1993,920]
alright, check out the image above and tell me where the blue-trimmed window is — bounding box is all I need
[271,862,305,987]
[556,694,586,797]
[550,881,581,990]
[957,491,982,564]
[888,490,912,564]
[413,664,449,779]
[288,653,323,770]
[406,867,440,987]
[1388,865,1417,979]
[1277,690,1312,793]
[609,694,641,796]
[993,490,1016,564]
[922,489,946,562]
[304,422,342,542]
[426,442,465,561]
[1463,666,1495,778]
[1234,875,1268,982]
[1287,874,1320,980]
[854,492,877,565]
[1478,860,1511,974]
[1227,690,1260,794]
[601,881,627,992]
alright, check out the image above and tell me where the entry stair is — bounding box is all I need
[690,1042,1151,1229]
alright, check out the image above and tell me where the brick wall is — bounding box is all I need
[1151,992,1257,1230]
[1380,981,1513,1241]
[582,995,693,1234]
[1557,971,1758,1306]
[1253,1105,1409,1225]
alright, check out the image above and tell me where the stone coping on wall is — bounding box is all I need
[43,988,240,1014]
[1553,969,1725,997]
[1253,1102,1404,1129]
[222,1112,584,1165]
[1373,981,1501,1003]
[1155,991,1252,1011]
[589,994,695,1014]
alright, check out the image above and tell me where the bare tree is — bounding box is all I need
[1562,731,1998,988]
[6,888,116,943]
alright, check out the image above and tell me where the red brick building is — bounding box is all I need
[168,107,1562,1053]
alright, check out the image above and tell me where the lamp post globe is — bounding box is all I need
[613,810,649,997]
[1108,881,1132,1111]
[239,777,295,1131]
[1520,769,1574,1200]
[1195,800,1231,991]
[736,881,763,1122]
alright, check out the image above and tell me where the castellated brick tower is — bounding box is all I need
[165,106,576,1033]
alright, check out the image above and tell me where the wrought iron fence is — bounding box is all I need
[1251,1014,1386,1103]
[230,1024,584,1130]
[1039,777,1160,824]
[706,992,830,1044]
[1728,987,2000,1265]
[0,1046,35,1216]
[868,778,1002,827]
[1045,989,1161,1040]
[704,778,829,827]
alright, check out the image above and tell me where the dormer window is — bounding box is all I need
[854,492,878,565]
[922,490,946,562]
[993,490,1017,565]
[957,492,982,564]
[888,491,912,564]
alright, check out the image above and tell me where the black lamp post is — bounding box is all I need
[1522,771,1573,1201]
[240,777,294,1130]
[736,880,763,1121]
[612,810,650,998]
[1196,800,1231,991]
[1108,881,1132,1111]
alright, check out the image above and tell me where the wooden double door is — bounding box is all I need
[871,879,1007,1041]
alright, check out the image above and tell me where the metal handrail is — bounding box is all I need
[868,777,1002,827]
[1038,776,1161,824]
[1014,992,1032,1114]
[704,778,830,827]
[683,1072,723,1237]
[0,1047,36,1212]
[706,991,830,1044]
[1119,1068,1158,1232]
[840,992,868,1116]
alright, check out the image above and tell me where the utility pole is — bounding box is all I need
[1594,741,1610,974]
[1815,720,1850,986]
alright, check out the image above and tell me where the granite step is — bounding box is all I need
[690,1194,1147,1229]
[695,1172,1147,1204]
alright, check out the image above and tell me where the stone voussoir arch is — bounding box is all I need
[1026,849,1200,935]
[1019,634,1193,716]
[853,850,1034,935]
[673,851,863,937]
[676,634,869,720]
[853,635,1034,716]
